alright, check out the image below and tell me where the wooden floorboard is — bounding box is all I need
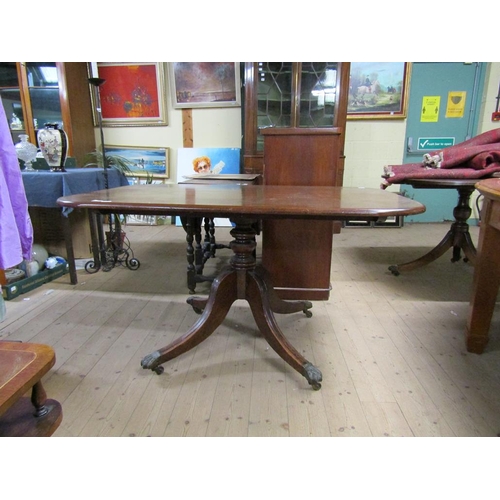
[2,221,499,437]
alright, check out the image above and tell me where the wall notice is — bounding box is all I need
[421,96,440,122]
[446,91,466,118]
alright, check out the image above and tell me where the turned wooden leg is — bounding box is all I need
[389,230,454,275]
[246,272,322,390]
[31,380,49,417]
[460,230,477,265]
[182,217,198,294]
[390,185,476,275]
[141,268,237,374]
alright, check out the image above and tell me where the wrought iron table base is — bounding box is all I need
[85,211,140,275]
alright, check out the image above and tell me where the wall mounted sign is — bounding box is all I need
[446,91,467,118]
[420,96,440,122]
[417,137,455,150]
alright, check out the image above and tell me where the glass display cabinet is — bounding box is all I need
[0,62,95,166]
[243,62,351,300]
[243,62,349,175]
[0,62,27,144]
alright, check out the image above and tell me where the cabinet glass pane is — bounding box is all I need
[299,62,338,127]
[26,62,59,88]
[29,88,63,129]
[26,62,62,130]
[256,62,293,151]
[0,63,19,87]
[0,89,24,129]
[0,64,24,142]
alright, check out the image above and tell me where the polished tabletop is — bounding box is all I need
[475,177,500,198]
[57,184,426,220]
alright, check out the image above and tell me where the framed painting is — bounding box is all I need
[347,62,411,119]
[176,147,241,226]
[91,63,168,126]
[104,145,169,179]
[169,62,241,108]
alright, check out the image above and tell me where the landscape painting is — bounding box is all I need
[105,145,169,178]
[169,63,240,108]
[347,62,410,119]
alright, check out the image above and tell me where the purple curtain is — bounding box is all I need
[0,102,33,269]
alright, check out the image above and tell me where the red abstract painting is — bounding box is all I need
[98,63,161,119]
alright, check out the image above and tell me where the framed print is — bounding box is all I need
[105,145,169,179]
[347,62,411,119]
[169,62,240,108]
[176,147,241,226]
[91,63,168,126]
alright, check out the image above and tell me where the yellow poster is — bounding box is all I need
[421,96,440,122]
[446,91,466,118]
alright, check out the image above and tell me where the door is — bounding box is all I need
[402,62,486,222]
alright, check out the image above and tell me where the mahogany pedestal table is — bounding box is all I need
[58,184,424,389]
[466,178,500,354]
[389,178,479,275]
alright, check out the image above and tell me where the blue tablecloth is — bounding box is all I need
[22,168,130,215]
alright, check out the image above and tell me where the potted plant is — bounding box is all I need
[82,148,134,175]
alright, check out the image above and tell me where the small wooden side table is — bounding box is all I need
[389,178,479,275]
[466,178,500,353]
[0,342,62,437]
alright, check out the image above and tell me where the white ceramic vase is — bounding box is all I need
[37,123,68,172]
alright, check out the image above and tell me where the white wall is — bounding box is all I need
[97,62,500,187]
[343,120,406,192]
[343,62,500,193]
[477,62,500,134]
[97,78,242,183]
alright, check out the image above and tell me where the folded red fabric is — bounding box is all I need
[381,128,500,188]
[381,163,500,188]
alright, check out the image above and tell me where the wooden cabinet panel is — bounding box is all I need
[262,128,342,186]
[262,130,343,300]
[242,62,350,300]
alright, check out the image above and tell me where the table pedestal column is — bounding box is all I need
[389,184,477,275]
[141,217,322,390]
